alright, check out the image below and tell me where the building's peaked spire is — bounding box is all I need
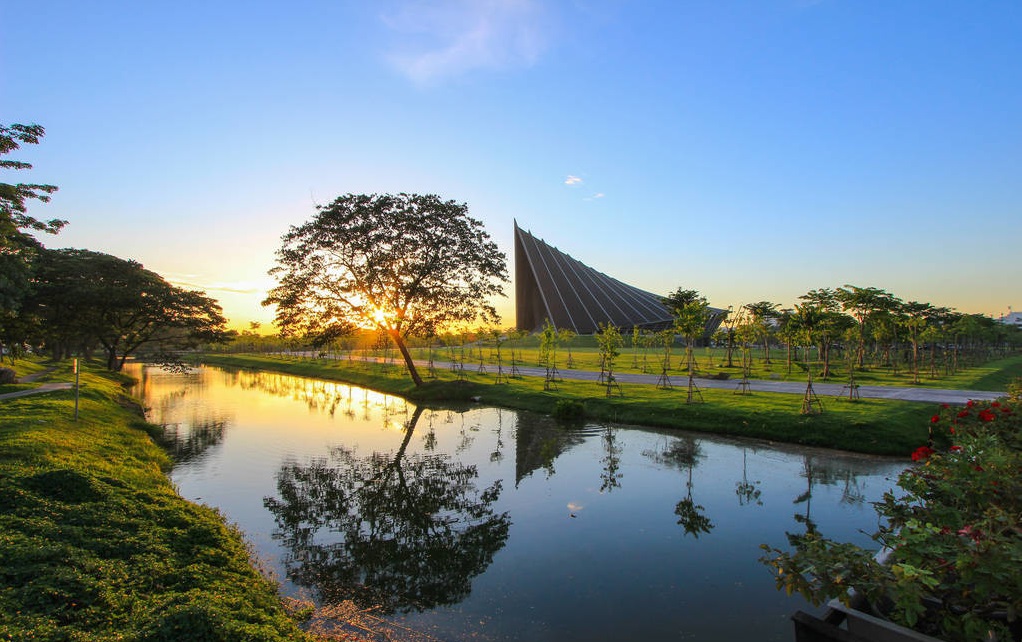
[514,225,675,333]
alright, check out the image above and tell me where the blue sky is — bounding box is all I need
[4,1,1020,328]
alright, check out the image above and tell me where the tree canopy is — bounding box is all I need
[1,123,65,354]
[24,249,229,370]
[264,193,509,386]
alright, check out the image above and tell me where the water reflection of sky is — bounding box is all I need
[131,365,907,642]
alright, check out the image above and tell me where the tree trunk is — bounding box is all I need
[390,330,423,386]
[106,347,119,371]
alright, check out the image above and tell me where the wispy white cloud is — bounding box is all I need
[165,274,267,296]
[583,192,605,201]
[383,0,548,85]
[592,192,604,199]
[564,175,583,185]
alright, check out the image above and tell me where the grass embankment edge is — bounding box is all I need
[0,359,313,641]
[197,353,951,457]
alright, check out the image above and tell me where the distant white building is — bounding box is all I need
[998,310,1022,328]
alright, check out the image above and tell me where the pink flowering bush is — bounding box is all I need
[761,398,1021,641]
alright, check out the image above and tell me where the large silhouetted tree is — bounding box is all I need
[24,249,228,370]
[264,193,508,386]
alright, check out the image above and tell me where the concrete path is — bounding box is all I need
[490,363,1000,405]
[347,354,1002,405]
[0,381,74,401]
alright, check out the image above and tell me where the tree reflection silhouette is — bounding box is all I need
[599,426,623,493]
[160,417,226,463]
[735,447,763,507]
[263,407,511,613]
[644,437,714,538]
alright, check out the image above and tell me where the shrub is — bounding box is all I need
[0,367,16,384]
[552,399,585,421]
[761,398,1021,642]
[1007,376,1021,403]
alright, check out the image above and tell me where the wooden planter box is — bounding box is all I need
[792,599,944,642]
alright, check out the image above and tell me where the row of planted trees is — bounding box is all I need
[229,283,1020,403]
[717,286,1020,385]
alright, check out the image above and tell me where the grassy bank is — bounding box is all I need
[0,359,311,641]
[197,353,948,456]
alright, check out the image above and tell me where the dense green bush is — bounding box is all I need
[552,398,585,420]
[761,398,1021,641]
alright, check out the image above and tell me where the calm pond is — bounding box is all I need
[130,364,907,641]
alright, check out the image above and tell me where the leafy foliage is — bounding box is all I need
[761,398,1022,641]
[265,193,508,385]
[24,249,229,369]
[0,123,65,352]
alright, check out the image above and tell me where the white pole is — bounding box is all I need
[74,358,80,421]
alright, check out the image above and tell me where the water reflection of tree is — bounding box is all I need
[160,416,227,463]
[489,409,506,463]
[512,412,586,485]
[780,454,892,548]
[263,407,511,614]
[644,437,714,538]
[230,369,411,420]
[599,426,623,493]
[735,447,763,507]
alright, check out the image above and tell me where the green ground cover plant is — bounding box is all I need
[0,359,311,641]
[198,353,936,456]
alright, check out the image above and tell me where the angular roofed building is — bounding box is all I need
[515,221,723,335]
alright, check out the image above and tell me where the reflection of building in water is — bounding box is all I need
[512,412,586,485]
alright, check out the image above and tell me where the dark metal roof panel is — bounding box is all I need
[514,223,675,333]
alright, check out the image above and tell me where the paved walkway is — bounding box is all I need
[0,368,74,401]
[0,381,74,401]
[361,355,1003,405]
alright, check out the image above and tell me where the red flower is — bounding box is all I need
[930,415,940,424]
[941,403,950,409]
[967,400,976,408]
[911,446,935,461]
[949,445,962,452]
[991,401,1001,407]
[979,409,996,422]
[957,410,970,418]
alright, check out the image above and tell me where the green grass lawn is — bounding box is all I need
[199,353,949,456]
[0,358,311,641]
